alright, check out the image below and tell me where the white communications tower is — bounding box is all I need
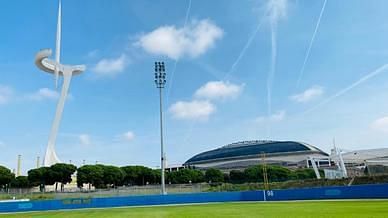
[35,0,86,166]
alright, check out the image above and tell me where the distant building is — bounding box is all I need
[335,148,388,176]
[339,148,388,166]
[184,140,329,171]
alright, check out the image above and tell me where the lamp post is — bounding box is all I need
[154,62,167,195]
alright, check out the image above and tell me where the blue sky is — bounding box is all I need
[1,0,388,173]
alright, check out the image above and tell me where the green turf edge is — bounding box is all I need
[1,200,388,218]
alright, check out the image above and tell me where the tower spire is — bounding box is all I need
[54,0,62,88]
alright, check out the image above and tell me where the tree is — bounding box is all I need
[0,165,14,191]
[205,168,224,183]
[77,165,104,189]
[27,167,55,192]
[136,166,157,185]
[293,168,316,180]
[28,168,43,189]
[152,169,161,184]
[243,165,294,183]
[10,176,31,188]
[244,165,264,183]
[229,170,245,184]
[223,173,230,183]
[101,165,125,188]
[267,165,292,182]
[121,166,138,185]
[167,169,204,184]
[50,163,77,192]
[121,166,158,186]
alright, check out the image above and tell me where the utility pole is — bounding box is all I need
[154,61,167,195]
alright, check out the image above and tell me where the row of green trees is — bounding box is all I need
[1,164,318,192]
[227,165,317,184]
[27,163,77,192]
[77,166,225,188]
[77,165,163,189]
[164,166,316,185]
[76,165,226,189]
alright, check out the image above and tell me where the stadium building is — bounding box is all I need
[184,140,329,171]
[334,148,388,176]
[340,148,388,166]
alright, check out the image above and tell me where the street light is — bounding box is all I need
[154,61,167,195]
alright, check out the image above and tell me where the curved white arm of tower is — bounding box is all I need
[35,49,86,166]
[35,49,85,75]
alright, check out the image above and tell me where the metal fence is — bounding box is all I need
[0,184,210,201]
[54,184,208,199]
[2,174,388,201]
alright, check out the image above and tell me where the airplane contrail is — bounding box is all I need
[182,13,265,147]
[223,17,265,80]
[296,0,328,88]
[265,0,287,137]
[181,14,266,145]
[166,0,192,105]
[267,23,277,137]
[302,63,388,115]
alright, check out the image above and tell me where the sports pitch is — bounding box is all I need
[1,200,388,218]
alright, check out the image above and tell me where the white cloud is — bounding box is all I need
[290,86,324,103]
[27,88,59,101]
[121,131,135,142]
[169,81,241,122]
[371,116,388,133]
[86,49,99,59]
[0,85,13,105]
[169,100,216,121]
[137,19,223,60]
[79,134,91,146]
[93,54,128,77]
[255,110,286,123]
[267,0,288,25]
[194,81,244,100]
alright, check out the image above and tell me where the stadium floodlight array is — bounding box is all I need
[154,61,167,195]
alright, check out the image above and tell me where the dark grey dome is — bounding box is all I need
[185,140,327,165]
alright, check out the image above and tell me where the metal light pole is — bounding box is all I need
[154,62,167,195]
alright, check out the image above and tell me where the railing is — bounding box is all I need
[54,184,208,199]
[2,174,388,201]
[0,184,210,201]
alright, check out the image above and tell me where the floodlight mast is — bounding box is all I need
[154,62,167,195]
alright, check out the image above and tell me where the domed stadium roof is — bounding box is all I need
[185,140,327,166]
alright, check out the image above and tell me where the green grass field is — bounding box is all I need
[1,200,388,218]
